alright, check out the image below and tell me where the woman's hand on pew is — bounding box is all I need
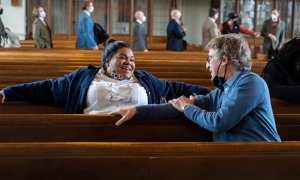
[113,107,137,126]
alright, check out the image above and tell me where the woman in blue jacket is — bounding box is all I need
[76,0,98,50]
[0,39,210,114]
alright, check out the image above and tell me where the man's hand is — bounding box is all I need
[169,95,195,112]
[114,107,137,126]
[254,31,261,37]
[268,33,277,41]
[182,25,187,32]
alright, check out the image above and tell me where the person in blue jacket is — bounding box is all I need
[0,39,210,114]
[166,9,187,51]
[76,0,98,50]
[114,34,281,142]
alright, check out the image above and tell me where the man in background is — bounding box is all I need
[202,8,220,50]
[261,9,285,60]
[132,11,148,52]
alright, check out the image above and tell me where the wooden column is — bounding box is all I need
[147,0,153,42]
[235,0,240,13]
[68,0,72,40]
[108,0,113,37]
[291,0,296,37]
[129,0,134,42]
[47,0,52,28]
[254,0,258,31]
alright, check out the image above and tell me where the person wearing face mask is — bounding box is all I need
[219,12,258,37]
[166,9,187,51]
[0,6,8,47]
[0,39,210,114]
[261,9,285,60]
[132,11,148,52]
[32,6,52,48]
[76,0,99,50]
[201,8,221,50]
[114,34,281,142]
[262,37,300,103]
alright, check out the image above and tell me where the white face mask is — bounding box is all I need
[39,11,46,18]
[271,14,278,22]
[141,16,146,22]
[89,6,94,13]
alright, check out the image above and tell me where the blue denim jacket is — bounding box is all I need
[136,70,281,142]
[76,11,96,49]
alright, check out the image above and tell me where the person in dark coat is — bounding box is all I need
[132,11,148,52]
[262,37,300,103]
[94,23,109,45]
[166,9,187,51]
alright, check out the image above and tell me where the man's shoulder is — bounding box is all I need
[33,18,41,24]
[239,71,266,86]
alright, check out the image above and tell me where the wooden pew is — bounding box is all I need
[0,98,299,114]
[0,142,299,179]
[0,114,211,142]
[0,113,298,141]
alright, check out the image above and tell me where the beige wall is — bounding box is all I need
[182,0,211,47]
[1,0,26,40]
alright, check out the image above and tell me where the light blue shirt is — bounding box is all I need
[184,70,281,142]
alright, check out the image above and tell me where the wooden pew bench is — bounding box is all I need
[0,113,298,141]
[0,142,299,179]
[0,98,298,114]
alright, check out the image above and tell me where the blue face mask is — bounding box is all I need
[212,61,227,91]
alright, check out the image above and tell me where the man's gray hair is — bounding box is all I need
[206,34,252,70]
[171,9,181,19]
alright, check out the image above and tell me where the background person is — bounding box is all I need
[76,0,98,50]
[0,6,7,46]
[261,9,285,60]
[202,8,220,50]
[219,12,258,37]
[0,39,210,114]
[0,6,20,48]
[262,37,300,103]
[166,9,187,51]
[32,6,52,48]
[132,11,148,52]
